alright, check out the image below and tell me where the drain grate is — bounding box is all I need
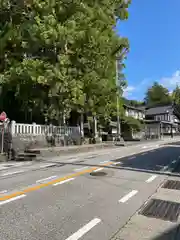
[139,199,180,222]
[90,171,107,177]
[162,180,180,190]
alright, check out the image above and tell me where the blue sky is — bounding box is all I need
[117,0,180,101]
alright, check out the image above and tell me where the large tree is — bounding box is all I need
[122,97,145,107]
[172,85,180,105]
[144,82,172,107]
[0,0,131,124]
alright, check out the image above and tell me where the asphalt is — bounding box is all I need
[0,141,180,239]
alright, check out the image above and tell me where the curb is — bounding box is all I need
[38,144,120,158]
[38,140,180,159]
[171,156,180,173]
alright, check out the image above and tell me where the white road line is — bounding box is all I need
[65,218,101,240]
[146,175,157,183]
[172,160,177,164]
[113,162,121,165]
[100,160,109,164]
[94,168,104,172]
[2,170,24,176]
[40,164,56,168]
[0,190,7,194]
[74,167,88,171]
[0,194,26,206]
[141,153,147,155]
[129,156,136,159]
[119,190,138,203]
[36,175,57,183]
[53,178,75,186]
[67,158,79,162]
[162,166,168,171]
[0,166,9,171]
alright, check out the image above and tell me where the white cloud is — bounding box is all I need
[123,86,135,97]
[123,70,180,100]
[160,70,180,89]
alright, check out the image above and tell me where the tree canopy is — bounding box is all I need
[172,85,180,105]
[0,0,131,124]
[123,115,142,132]
[144,82,172,107]
[122,97,145,107]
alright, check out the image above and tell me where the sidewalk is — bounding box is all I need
[31,136,180,166]
[110,139,180,240]
[0,161,33,171]
[112,174,180,240]
[31,137,180,159]
[30,141,130,158]
[0,137,180,173]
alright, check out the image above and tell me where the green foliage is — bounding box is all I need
[172,85,180,105]
[122,115,142,132]
[144,82,172,107]
[0,0,131,123]
[122,97,145,107]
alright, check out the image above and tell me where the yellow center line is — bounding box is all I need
[0,161,113,201]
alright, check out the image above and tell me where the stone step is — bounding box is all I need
[15,152,37,161]
[24,149,41,155]
[18,153,37,158]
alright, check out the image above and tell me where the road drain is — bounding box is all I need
[162,180,180,190]
[90,171,107,177]
[139,199,180,222]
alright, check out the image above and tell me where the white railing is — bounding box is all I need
[132,131,145,139]
[10,121,80,136]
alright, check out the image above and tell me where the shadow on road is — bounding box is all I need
[39,144,180,177]
[114,145,180,173]
[152,223,180,240]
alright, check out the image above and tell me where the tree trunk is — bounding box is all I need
[93,116,98,139]
[80,113,84,138]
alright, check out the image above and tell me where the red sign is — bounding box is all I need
[0,112,7,121]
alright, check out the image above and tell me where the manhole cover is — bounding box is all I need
[90,171,107,177]
[139,199,180,222]
[162,180,180,190]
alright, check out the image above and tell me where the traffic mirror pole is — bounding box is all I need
[1,123,4,154]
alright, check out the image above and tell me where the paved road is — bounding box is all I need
[0,142,180,240]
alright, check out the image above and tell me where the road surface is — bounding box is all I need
[0,142,180,240]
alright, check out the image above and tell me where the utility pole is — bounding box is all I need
[116,52,128,144]
[116,58,121,142]
[113,38,129,143]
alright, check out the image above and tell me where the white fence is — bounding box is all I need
[10,121,80,137]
